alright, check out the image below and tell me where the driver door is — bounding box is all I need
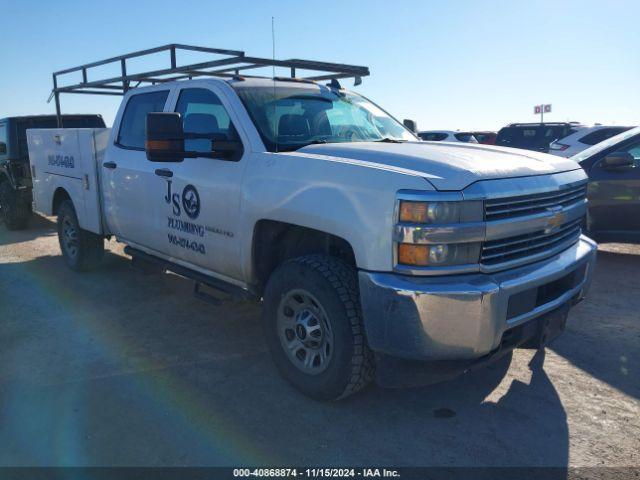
[159,85,248,281]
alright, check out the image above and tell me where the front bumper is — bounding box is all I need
[359,235,597,366]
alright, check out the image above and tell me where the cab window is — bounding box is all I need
[623,142,640,163]
[174,88,239,154]
[116,91,169,150]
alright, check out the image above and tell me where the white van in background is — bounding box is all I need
[549,125,634,158]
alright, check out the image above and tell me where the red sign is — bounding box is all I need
[534,104,552,115]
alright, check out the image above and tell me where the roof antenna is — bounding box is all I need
[272,16,278,153]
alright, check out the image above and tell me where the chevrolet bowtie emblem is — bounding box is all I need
[545,206,565,233]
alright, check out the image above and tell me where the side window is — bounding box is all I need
[623,142,640,162]
[419,132,448,141]
[596,141,640,169]
[175,88,239,154]
[454,133,477,143]
[0,123,7,155]
[580,128,627,146]
[116,91,169,150]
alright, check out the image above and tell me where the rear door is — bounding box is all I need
[587,139,640,235]
[102,88,171,249]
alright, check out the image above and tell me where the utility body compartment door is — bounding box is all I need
[27,128,109,234]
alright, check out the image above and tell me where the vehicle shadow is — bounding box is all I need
[549,248,640,400]
[0,214,57,247]
[0,250,569,468]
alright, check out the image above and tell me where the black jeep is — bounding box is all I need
[0,114,105,229]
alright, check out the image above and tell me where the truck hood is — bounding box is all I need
[296,141,581,190]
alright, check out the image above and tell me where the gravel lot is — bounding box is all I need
[0,215,638,467]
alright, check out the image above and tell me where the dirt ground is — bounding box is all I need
[0,215,638,467]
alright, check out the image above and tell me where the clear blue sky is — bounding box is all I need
[1,0,638,131]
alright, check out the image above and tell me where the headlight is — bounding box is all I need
[399,201,462,224]
[396,197,484,269]
[399,200,482,224]
[398,242,481,267]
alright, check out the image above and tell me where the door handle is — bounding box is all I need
[155,169,173,178]
[103,161,117,169]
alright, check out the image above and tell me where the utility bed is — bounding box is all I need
[27,128,110,235]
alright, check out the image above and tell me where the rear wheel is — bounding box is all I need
[0,181,30,230]
[57,200,104,271]
[262,254,374,400]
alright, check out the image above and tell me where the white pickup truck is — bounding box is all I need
[28,46,596,400]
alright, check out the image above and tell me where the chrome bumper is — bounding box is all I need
[359,235,597,361]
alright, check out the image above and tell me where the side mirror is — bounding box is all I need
[403,119,417,133]
[145,112,185,162]
[601,151,635,170]
[0,141,7,155]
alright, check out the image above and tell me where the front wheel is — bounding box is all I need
[57,200,104,271]
[262,255,374,400]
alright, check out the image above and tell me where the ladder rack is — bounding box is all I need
[51,43,370,125]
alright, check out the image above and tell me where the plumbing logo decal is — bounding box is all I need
[181,184,200,220]
[163,180,233,255]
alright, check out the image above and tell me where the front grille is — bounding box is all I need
[481,218,582,266]
[485,184,587,221]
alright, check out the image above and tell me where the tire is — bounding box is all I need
[262,254,374,400]
[0,181,30,230]
[57,200,104,271]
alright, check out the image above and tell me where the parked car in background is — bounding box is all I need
[471,131,497,145]
[418,130,478,143]
[572,126,640,244]
[549,125,634,157]
[0,114,106,229]
[496,122,583,153]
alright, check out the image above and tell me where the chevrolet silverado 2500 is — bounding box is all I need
[28,46,596,400]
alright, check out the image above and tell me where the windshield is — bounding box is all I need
[571,126,640,163]
[234,84,415,152]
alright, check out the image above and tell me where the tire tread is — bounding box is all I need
[58,200,104,271]
[0,181,29,230]
[288,254,375,399]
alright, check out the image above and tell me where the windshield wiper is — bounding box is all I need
[374,137,406,143]
[283,139,331,152]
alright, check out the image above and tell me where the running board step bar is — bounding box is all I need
[124,246,258,304]
[194,282,223,306]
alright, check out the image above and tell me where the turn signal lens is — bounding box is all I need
[398,244,430,266]
[398,242,482,267]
